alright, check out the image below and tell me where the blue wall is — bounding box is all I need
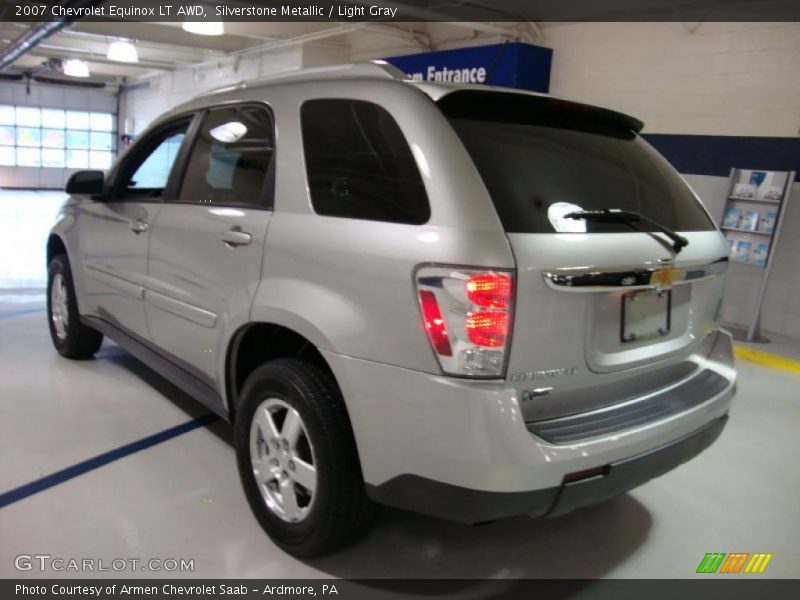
[385,42,552,93]
[644,135,800,182]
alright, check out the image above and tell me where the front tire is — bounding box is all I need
[47,254,103,358]
[234,359,376,557]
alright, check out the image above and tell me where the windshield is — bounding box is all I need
[439,91,715,234]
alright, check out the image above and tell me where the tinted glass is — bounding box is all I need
[15,107,40,127]
[301,99,429,224]
[66,130,89,149]
[16,147,40,167]
[441,92,714,234]
[179,105,274,207]
[0,147,14,166]
[0,106,14,125]
[16,127,40,147]
[125,130,186,193]
[42,109,65,129]
[89,151,112,170]
[65,149,88,169]
[90,131,113,150]
[42,129,65,148]
[66,111,89,129]
[42,148,65,168]
[0,126,14,145]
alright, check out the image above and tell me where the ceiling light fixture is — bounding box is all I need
[107,40,139,63]
[63,58,90,78]
[182,19,224,36]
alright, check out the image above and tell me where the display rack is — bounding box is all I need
[720,168,795,342]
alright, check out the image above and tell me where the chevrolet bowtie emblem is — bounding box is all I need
[650,265,684,290]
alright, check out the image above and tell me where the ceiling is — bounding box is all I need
[0,0,781,85]
[0,0,548,86]
[1,20,538,83]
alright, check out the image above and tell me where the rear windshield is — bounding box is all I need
[439,91,714,234]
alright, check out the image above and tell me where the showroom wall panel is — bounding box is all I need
[0,81,117,189]
[543,22,800,137]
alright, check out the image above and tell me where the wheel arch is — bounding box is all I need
[225,321,338,419]
[46,233,68,265]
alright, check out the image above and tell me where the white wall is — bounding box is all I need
[542,21,800,136]
[0,82,117,189]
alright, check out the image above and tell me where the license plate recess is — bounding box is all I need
[620,290,671,343]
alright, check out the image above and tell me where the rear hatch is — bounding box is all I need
[439,90,728,421]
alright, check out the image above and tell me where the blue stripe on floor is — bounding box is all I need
[0,413,219,509]
[0,308,45,320]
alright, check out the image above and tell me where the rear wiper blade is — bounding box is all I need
[565,209,689,253]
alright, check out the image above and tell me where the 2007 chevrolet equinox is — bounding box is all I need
[47,62,736,557]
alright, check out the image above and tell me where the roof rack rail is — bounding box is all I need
[200,61,406,97]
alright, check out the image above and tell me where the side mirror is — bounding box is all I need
[66,170,105,196]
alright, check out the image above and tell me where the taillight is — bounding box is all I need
[416,266,514,377]
[466,311,508,348]
[466,273,511,309]
[418,290,452,356]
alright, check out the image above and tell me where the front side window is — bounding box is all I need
[178,105,275,207]
[121,126,188,197]
[300,99,430,224]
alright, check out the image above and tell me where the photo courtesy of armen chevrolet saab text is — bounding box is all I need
[46,62,736,558]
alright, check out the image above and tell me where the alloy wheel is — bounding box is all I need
[50,272,69,341]
[249,397,317,523]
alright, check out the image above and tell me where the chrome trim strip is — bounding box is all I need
[542,257,728,292]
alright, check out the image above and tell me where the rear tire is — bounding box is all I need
[234,358,376,557]
[47,254,103,358]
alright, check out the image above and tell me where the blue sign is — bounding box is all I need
[384,42,552,93]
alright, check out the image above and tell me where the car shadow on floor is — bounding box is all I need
[102,339,652,583]
[97,342,235,446]
[310,495,651,582]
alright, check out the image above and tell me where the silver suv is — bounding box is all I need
[47,62,736,557]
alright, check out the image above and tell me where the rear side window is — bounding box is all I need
[179,105,275,207]
[440,91,714,234]
[300,99,430,224]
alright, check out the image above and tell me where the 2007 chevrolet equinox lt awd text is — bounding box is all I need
[46,62,736,557]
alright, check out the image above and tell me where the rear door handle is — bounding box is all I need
[221,227,252,247]
[129,219,149,234]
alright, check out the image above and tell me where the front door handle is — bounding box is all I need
[129,219,149,234]
[221,227,252,247]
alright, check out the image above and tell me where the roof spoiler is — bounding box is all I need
[438,89,644,135]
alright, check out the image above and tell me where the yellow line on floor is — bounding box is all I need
[733,345,800,375]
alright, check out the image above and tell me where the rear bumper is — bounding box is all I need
[322,329,735,523]
[367,415,727,523]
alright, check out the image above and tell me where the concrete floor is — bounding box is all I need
[1,189,799,580]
